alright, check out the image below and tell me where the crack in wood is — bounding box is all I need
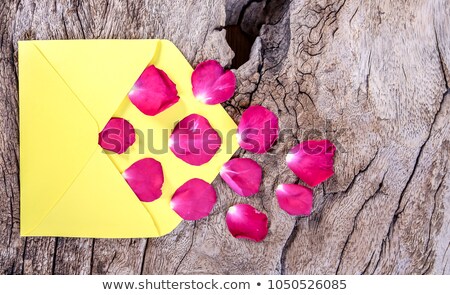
[435,27,449,88]
[75,0,86,39]
[51,238,59,274]
[278,217,300,274]
[343,149,379,194]
[392,88,448,225]
[361,250,375,275]
[174,222,196,275]
[335,172,386,274]
[139,239,149,275]
[89,239,95,275]
[375,86,449,274]
[21,237,27,275]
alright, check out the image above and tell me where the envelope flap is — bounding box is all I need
[19,42,98,234]
[33,40,160,130]
[26,149,160,238]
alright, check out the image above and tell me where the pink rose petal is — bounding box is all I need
[220,158,262,197]
[98,117,136,154]
[237,105,279,154]
[123,158,164,202]
[169,114,221,166]
[226,204,268,242]
[128,65,179,116]
[276,184,313,216]
[192,60,236,104]
[286,140,336,187]
[170,178,217,220]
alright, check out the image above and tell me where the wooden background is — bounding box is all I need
[1,0,449,275]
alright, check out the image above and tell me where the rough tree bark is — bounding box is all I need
[1,0,449,275]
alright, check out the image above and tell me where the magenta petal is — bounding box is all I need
[276,184,313,216]
[237,105,279,154]
[192,60,236,104]
[220,158,262,197]
[226,204,268,242]
[128,65,180,116]
[123,158,164,202]
[170,178,217,220]
[98,117,136,154]
[169,114,221,166]
[286,140,336,187]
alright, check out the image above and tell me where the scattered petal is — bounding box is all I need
[98,117,136,154]
[169,114,221,166]
[226,204,268,242]
[170,178,217,220]
[237,105,279,154]
[123,158,164,202]
[128,65,179,116]
[276,184,313,216]
[286,140,336,187]
[192,60,236,104]
[220,158,262,197]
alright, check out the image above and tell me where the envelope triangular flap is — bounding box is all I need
[19,43,98,235]
[34,39,160,130]
[28,148,159,238]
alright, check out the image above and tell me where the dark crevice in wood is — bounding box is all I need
[421,259,433,275]
[392,88,448,225]
[174,221,196,275]
[89,239,95,275]
[226,25,257,69]
[377,88,449,274]
[335,172,386,274]
[225,0,267,68]
[366,50,372,101]
[21,237,27,275]
[434,26,449,88]
[278,217,299,274]
[349,5,359,25]
[8,184,13,247]
[105,251,117,274]
[361,251,375,275]
[61,12,69,38]
[248,60,264,106]
[371,242,384,274]
[425,174,445,252]
[442,243,450,274]
[343,149,379,194]
[139,239,149,275]
[75,0,86,39]
[422,173,446,273]
[1,168,13,248]
[51,238,58,274]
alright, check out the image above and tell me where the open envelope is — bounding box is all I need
[19,40,239,238]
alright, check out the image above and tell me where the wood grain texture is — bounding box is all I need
[1,0,449,275]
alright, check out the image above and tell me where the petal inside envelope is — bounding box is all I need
[19,39,239,238]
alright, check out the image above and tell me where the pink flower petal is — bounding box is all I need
[169,114,221,166]
[170,178,217,220]
[237,105,279,154]
[226,204,268,242]
[276,184,313,216]
[286,140,336,187]
[98,117,136,154]
[123,158,164,202]
[220,158,262,197]
[191,60,236,104]
[128,65,179,116]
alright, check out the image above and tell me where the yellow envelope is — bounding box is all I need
[19,39,239,238]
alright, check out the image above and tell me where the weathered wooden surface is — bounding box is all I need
[1,0,449,275]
